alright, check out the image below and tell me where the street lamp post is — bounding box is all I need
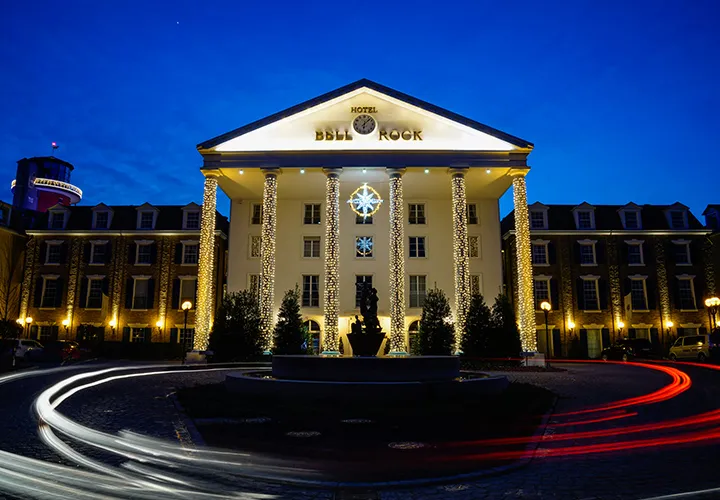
[704,297,720,331]
[24,317,33,339]
[540,301,552,359]
[618,321,625,339]
[181,301,193,364]
[109,318,116,340]
[62,319,70,339]
[156,320,163,341]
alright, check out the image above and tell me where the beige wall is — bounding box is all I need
[227,167,505,346]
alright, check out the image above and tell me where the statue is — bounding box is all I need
[363,287,381,335]
[351,315,363,335]
[347,284,386,356]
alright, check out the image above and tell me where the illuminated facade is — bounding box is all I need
[21,203,228,346]
[196,79,535,353]
[502,202,714,358]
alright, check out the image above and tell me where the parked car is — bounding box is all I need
[600,338,655,361]
[0,339,44,360]
[27,340,85,362]
[668,334,720,362]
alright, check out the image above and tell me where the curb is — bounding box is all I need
[168,392,207,447]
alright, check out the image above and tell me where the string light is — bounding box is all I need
[450,168,470,349]
[194,174,218,350]
[157,239,172,341]
[388,168,406,352]
[655,240,672,336]
[259,171,277,351]
[19,238,39,322]
[323,169,341,352]
[110,239,126,337]
[511,172,537,352]
[347,183,383,218]
[65,239,82,336]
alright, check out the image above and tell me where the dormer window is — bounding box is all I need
[623,211,640,229]
[184,211,200,230]
[530,211,547,229]
[94,212,109,229]
[139,212,154,229]
[576,211,594,230]
[669,210,687,229]
[49,212,65,229]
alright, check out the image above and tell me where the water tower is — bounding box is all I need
[10,156,82,212]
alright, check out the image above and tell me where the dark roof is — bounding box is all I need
[18,156,75,170]
[197,78,533,150]
[703,205,720,215]
[501,204,706,234]
[32,205,229,233]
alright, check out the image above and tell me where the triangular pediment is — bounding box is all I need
[92,202,113,212]
[136,202,159,212]
[618,202,641,211]
[199,79,532,153]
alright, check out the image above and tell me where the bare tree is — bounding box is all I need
[0,232,25,321]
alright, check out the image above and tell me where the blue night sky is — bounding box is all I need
[2,0,719,219]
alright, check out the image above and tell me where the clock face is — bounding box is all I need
[352,114,376,135]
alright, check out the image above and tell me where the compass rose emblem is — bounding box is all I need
[347,183,383,219]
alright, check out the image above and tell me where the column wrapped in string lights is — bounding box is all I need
[450,168,471,349]
[388,168,406,353]
[323,168,341,353]
[510,170,537,352]
[259,169,278,351]
[194,172,219,351]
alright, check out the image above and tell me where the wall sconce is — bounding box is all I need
[61,318,70,334]
[618,320,625,337]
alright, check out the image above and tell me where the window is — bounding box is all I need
[356,236,373,258]
[41,278,58,308]
[303,204,321,224]
[577,211,593,229]
[46,242,62,264]
[409,237,426,258]
[302,275,319,307]
[674,242,691,265]
[86,278,103,309]
[630,279,648,310]
[582,279,600,311]
[50,212,65,229]
[136,243,152,265]
[670,211,687,229]
[132,278,149,309]
[90,242,106,265]
[408,204,426,224]
[131,328,146,343]
[139,212,154,229]
[470,275,483,296]
[627,242,644,265]
[251,204,262,225]
[678,278,696,310]
[356,214,373,224]
[249,274,261,300]
[182,243,199,265]
[579,242,596,265]
[250,235,261,258]
[180,278,196,308]
[303,237,320,258]
[179,328,195,349]
[94,212,109,229]
[409,275,427,308]
[305,320,321,354]
[634,328,650,340]
[467,204,478,224]
[408,320,420,354]
[534,278,550,309]
[40,326,53,341]
[184,211,200,230]
[469,236,480,258]
[355,275,372,307]
[531,242,548,265]
[624,211,639,229]
[530,211,546,229]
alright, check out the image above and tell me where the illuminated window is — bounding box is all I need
[356,214,373,224]
[303,237,320,258]
[179,278,196,308]
[302,275,319,307]
[131,328,146,343]
[355,236,373,258]
[179,328,195,349]
[466,204,478,225]
[408,320,420,353]
[409,237,426,258]
[409,275,426,308]
[303,204,321,224]
[305,320,321,354]
[132,278,149,309]
[355,275,372,307]
[408,204,426,224]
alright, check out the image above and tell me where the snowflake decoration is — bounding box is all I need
[347,183,383,218]
[356,237,373,257]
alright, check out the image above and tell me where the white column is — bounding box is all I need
[260,169,278,352]
[510,171,537,352]
[322,168,341,354]
[450,167,470,351]
[194,172,219,351]
[388,167,406,354]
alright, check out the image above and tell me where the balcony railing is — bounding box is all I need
[12,177,82,202]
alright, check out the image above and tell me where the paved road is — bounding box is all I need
[1,361,720,499]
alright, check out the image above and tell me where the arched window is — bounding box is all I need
[408,320,420,354]
[305,320,321,354]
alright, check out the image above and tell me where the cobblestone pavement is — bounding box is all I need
[2,361,720,499]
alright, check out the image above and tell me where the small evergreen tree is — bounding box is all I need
[0,319,22,339]
[489,294,522,357]
[416,288,455,355]
[461,294,493,357]
[209,290,263,361]
[273,287,306,355]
